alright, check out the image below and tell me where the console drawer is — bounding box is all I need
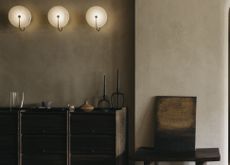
[71,135,114,154]
[23,154,66,165]
[22,113,66,134]
[0,113,17,134]
[71,114,115,134]
[72,154,115,165]
[72,159,115,165]
[0,155,17,165]
[23,135,66,154]
[0,135,17,154]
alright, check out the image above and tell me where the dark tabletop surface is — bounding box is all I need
[131,147,220,162]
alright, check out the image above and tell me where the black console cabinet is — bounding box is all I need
[0,108,126,165]
[0,110,18,165]
[21,111,67,165]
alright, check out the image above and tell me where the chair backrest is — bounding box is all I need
[154,96,196,153]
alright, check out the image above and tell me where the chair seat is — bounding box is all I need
[131,147,220,162]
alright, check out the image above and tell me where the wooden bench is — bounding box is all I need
[131,147,220,165]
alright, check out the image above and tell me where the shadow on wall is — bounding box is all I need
[0,10,10,29]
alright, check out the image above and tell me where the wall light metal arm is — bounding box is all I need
[18,15,25,31]
[57,15,63,32]
[94,15,101,31]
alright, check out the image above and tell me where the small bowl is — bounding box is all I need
[80,101,94,112]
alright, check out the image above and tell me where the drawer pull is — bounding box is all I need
[42,149,46,153]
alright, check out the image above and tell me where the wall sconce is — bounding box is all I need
[86,6,107,31]
[48,6,69,32]
[8,5,32,31]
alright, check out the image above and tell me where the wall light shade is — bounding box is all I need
[86,6,107,31]
[8,5,32,31]
[48,6,69,32]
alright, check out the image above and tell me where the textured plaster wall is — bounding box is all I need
[0,0,135,156]
[0,0,134,108]
[135,0,228,165]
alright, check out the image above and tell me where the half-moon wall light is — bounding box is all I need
[48,6,69,32]
[8,5,32,31]
[86,6,107,31]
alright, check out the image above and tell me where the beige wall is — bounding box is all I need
[135,0,228,165]
[0,0,135,160]
[0,0,134,110]
[0,0,135,159]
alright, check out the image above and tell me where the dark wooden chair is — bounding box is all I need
[131,96,220,165]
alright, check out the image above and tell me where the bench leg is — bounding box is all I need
[196,162,207,165]
[144,161,158,165]
[144,161,151,165]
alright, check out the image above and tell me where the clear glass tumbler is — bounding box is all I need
[10,91,24,110]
